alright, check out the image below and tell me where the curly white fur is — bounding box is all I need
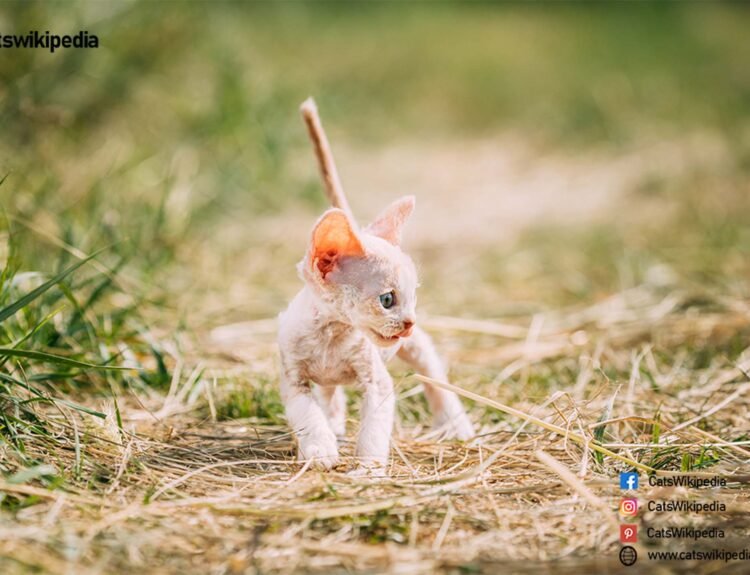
[278,196,474,470]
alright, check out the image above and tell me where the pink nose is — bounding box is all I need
[397,320,414,338]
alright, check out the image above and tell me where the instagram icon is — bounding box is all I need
[619,497,638,517]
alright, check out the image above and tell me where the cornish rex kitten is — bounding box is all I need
[278,196,473,470]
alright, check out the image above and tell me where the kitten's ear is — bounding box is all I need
[310,209,365,278]
[365,195,415,246]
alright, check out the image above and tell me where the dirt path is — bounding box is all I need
[333,133,729,246]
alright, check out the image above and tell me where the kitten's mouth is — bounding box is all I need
[369,329,403,346]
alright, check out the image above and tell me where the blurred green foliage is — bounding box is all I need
[1,1,748,274]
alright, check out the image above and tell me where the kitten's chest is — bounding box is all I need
[300,324,367,386]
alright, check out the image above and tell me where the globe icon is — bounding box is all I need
[619,545,638,566]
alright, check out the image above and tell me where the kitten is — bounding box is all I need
[278,196,474,470]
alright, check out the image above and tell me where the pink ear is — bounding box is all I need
[365,195,415,245]
[310,209,365,278]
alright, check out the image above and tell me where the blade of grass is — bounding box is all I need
[0,372,105,418]
[0,348,135,370]
[7,464,58,485]
[0,248,106,324]
[0,305,67,371]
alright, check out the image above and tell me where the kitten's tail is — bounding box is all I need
[300,97,354,219]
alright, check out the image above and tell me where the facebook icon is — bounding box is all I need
[620,472,639,490]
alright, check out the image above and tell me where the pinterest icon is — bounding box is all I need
[620,524,638,543]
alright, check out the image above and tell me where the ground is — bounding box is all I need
[1,3,749,574]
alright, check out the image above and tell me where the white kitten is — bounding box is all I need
[278,196,474,470]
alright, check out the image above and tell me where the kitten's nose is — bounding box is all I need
[397,319,414,338]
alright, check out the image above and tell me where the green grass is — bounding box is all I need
[215,377,285,423]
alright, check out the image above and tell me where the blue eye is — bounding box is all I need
[379,291,395,309]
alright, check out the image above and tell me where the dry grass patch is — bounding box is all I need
[2,284,749,574]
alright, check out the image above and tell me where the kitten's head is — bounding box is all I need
[300,196,418,347]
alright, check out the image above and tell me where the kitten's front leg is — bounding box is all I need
[397,326,475,440]
[280,366,339,470]
[355,354,395,469]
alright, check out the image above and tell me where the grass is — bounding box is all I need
[1,2,750,574]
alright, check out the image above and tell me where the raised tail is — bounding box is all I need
[300,97,353,218]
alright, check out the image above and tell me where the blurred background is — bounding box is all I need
[1,0,749,411]
[0,0,749,418]
[2,2,748,326]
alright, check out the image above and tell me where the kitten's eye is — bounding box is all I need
[379,291,396,309]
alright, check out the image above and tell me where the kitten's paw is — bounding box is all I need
[433,412,475,441]
[298,429,339,470]
[348,463,387,478]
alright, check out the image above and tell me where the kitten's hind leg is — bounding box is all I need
[280,368,339,470]
[315,385,347,440]
[397,326,475,441]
